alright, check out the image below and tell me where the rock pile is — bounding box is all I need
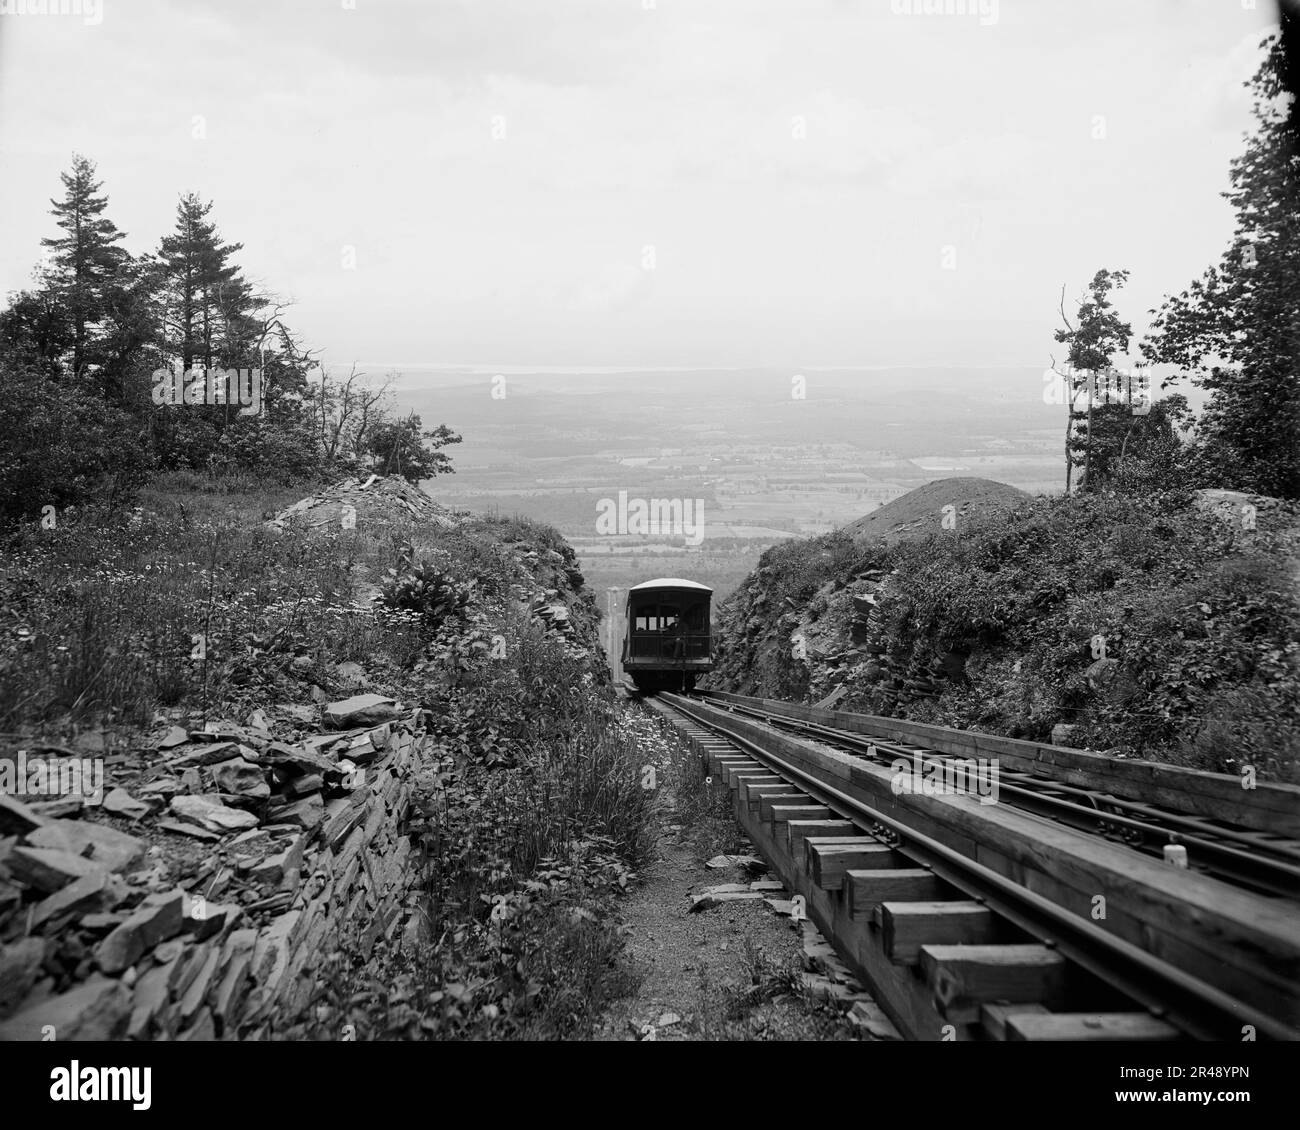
[0,693,424,1040]
[1194,489,1300,552]
[264,474,457,534]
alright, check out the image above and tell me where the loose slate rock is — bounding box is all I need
[689,890,764,912]
[28,819,145,873]
[102,788,151,820]
[324,693,399,730]
[170,794,259,834]
[31,869,123,929]
[848,999,903,1039]
[6,845,107,893]
[703,854,766,872]
[0,937,46,1018]
[156,819,221,842]
[0,975,131,1041]
[97,889,185,974]
[158,725,190,750]
[269,793,324,831]
[211,758,271,800]
[0,793,44,836]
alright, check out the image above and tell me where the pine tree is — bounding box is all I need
[1141,32,1300,499]
[39,154,129,378]
[157,193,256,372]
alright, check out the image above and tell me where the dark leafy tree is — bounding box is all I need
[367,414,462,483]
[0,288,73,380]
[0,360,154,526]
[1052,268,1133,493]
[1141,32,1300,499]
[1080,394,1193,494]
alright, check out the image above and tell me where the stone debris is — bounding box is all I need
[703,854,765,872]
[323,694,400,730]
[0,975,132,1041]
[31,870,124,931]
[28,819,144,873]
[0,937,44,1017]
[689,884,766,912]
[263,474,457,535]
[0,794,45,836]
[800,971,867,1005]
[158,726,191,750]
[96,890,185,974]
[6,846,107,893]
[102,788,152,820]
[170,795,260,834]
[847,999,903,1041]
[0,701,429,1041]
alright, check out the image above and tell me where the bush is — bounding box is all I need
[0,363,155,527]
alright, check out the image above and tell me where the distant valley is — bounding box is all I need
[393,366,1068,602]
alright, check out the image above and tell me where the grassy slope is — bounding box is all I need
[841,476,1030,546]
[0,472,662,1038]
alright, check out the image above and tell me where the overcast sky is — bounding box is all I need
[0,0,1280,371]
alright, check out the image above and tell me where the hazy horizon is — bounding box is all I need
[0,0,1280,372]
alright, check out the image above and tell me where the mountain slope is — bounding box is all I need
[843,477,1030,546]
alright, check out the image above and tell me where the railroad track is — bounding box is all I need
[638,687,1300,1042]
[694,690,1300,899]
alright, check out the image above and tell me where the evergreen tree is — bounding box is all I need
[157,193,256,372]
[39,154,129,378]
[1142,32,1300,499]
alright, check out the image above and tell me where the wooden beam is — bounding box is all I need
[921,944,1066,1024]
[808,841,898,890]
[980,1002,1049,1041]
[721,762,762,787]
[769,804,832,828]
[844,868,944,920]
[759,793,813,822]
[1005,1012,1182,1041]
[727,769,773,790]
[737,777,784,805]
[881,901,996,964]
[787,820,859,857]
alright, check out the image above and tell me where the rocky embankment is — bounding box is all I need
[709,479,1299,776]
[0,475,609,1039]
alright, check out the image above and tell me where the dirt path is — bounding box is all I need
[594,772,871,1041]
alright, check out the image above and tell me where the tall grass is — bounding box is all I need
[0,485,425,731]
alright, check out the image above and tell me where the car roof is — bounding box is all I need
[628,577,713,593]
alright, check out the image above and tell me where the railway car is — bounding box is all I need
[621,577,713,692]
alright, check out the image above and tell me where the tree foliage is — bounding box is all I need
[367,415,463,483]
[1142,32,1300,499]
[0,154,460,525]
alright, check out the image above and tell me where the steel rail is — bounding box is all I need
[661,692,1299,1042]
[696,692,1300,898]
